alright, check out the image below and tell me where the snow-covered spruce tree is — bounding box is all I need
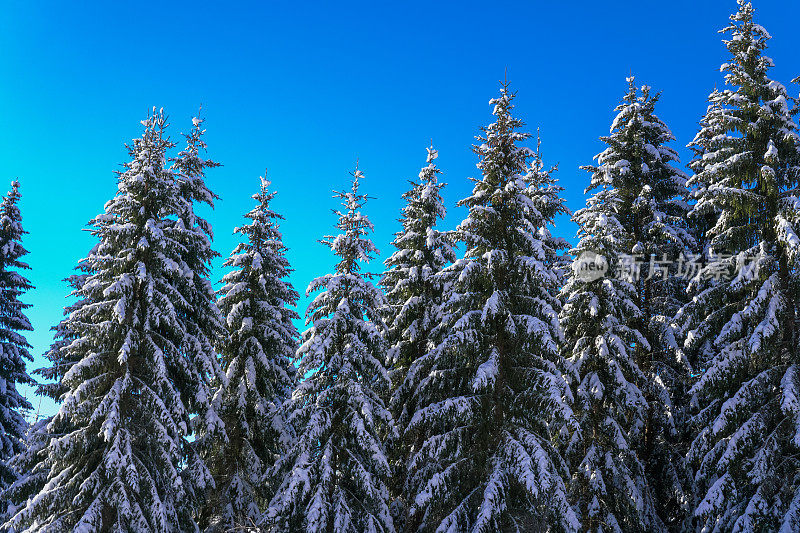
[3,417,48,525]
[7,110,224,532]
[3,255,95,524]
[663,92,732,531]
[380,145,455,521]
[0,181,35,506]
[202,176,299,531]
[560,164,665,532]
[675,90,729,383]
[404,83,577,532]
[579,77,695,529]
[169,114,228,517]
[265,167,394,533]
[686,89,727,263]
[171,114,221,269]
[673,2,800,530]
[592,76,695,345]
[36,256,95,403]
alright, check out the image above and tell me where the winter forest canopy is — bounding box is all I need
[1,1,800,531]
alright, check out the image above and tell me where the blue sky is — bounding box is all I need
[1,0,799,418]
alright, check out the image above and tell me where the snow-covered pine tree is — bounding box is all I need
[579,77,695,529]
[3,255,95,525]
[35,257,94,403]
[169,114,227,517]
[171,114,221,283]
[265,167,395,533]
[202,175,299,530]
[674,2,800,531]
[675,90,730,384]
[560,152,665,533]
[404,83,578,532]
[2,418,48,525]
[380,145,455,521]
[686,88,727,263]
[7,109,224,532]
[0,181,35,508]
[662,91,732,533]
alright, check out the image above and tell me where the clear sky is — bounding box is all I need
[1,0,799,418]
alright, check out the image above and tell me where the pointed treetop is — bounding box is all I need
[336,160,368,214]
[426,144,438,164]
[720,0,772,77]
[625,74,652,102]
[259,169,270,191]
[1,180,23,224]
[490,80,516,116]
[141,106,165,131]
[177,105,216,166]
[7,180,20,196]
[192,104,203,127]
[252,171,277,209]
[190,114,205,133]
[139,106,166,128]
[352,162,363,190]
[184,113,212,152]
[724,0,767,37]
[322,164,378,275]
[247,172,283,230]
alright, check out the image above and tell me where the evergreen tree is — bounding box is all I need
[203,176,299,530]
[3,254,95,525]
[674,90,730,389]
[0,181,35,507]
[170,114,228,518]
[3,418,49,524]
[667,89,733,533]
[405,83,578,532]
[35,257,95,402]
[673,2,800,530]
[560,147,665,532]
[265,167,394,533]
[686,88,727,262]
[380,145,455,523]
[579,77,695,529]
[7,110,224,532]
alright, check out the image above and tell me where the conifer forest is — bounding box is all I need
[3,1,800,531]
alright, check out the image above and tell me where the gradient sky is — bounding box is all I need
[1,0,799,418]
